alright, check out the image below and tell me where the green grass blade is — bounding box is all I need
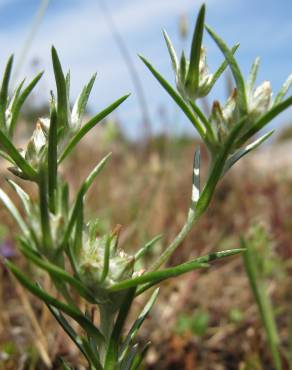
[205,25,248,114]
[58,94,129,163]
[51,46,69,129]
[185,4,205,94]
[139,55,206,138]
[48,103,58,212]
[9,72,44,137]
[0,55,13,130]
[242,238,282,370]
[0,130,37,180]
[6,260,104,344]
[236,96,292,147]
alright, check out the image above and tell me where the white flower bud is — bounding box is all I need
[249,81,272,118]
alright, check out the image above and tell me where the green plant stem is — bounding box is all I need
[99,305,116,364]
[149,206,199,271]
[242,238,282,370]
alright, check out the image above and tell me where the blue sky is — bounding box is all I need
[0,0,291,139]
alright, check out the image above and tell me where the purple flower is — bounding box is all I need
[0,240,16,259]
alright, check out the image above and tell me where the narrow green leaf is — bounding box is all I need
[0,150,13,163]
[0,188,28,235]
[100,235,111,283]
[6,78,25,133]
[7,179,30,215]
[130,342,151,370]
[80,338,103,370]
[0,55,13,130]
[185,4,205,93]
[48,103,58,213]
[274,74,292,106]
[39,166,53,253]
[104,288,136,369]
[62,188,85,249]
[60,359,73,370]
[51,46,69,129]
[197,116,247,212]
[8,72,44,137]
[192,248,244,264]
[223,130,274,176]
[62,153,111,247]
[246,57,260,95]
[139,55,206,138]
[65,71,70,102]
[162,30,178,73]
[236,96,292,147]
[73,195,83,259]
[6,261,104,344]
[188,100,214,141]
[72,73,97,126]
[47,305,93,366]
[83,152,112,193]
[120,289,159,363]
[109,260,207,292]
[58,94,130,163]
[191,147,200,204]
[0,130,37,180]
[207,43,240,94]
[121,344,139,370]
[137,248,243,295]
[19,245,100,304]
[135,234,163,261]
[179,52,187,83]
[205,25,248,114]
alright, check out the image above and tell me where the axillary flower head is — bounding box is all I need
[209,89,238,144]
[77,223,135,302]
[163,5,238,101]
[248,80,272,119]
[176,47,213,100]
